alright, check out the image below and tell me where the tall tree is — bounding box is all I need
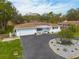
[23,13,40,22]
[66,8,79,21]
[0,0,17,31]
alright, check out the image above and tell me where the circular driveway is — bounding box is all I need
[20,34,65,59]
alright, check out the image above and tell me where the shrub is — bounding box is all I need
[0,30,5,34]
[57,24,76,45]
[57,48,59,50]
[0,25,14,34]
[51,41,53,43]
[63,48,67,52]
[5,25,14,33]
[71,50,74,52]
[60,40,73,45]
[75,48,78,50]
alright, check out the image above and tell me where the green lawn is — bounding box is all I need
[0,39,23,59]
[74,32,79,37]
[74,26,79,37]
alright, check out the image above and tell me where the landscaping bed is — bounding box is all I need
[49,38,79,59]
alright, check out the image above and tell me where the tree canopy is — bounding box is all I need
[23,8,79,23]
[63,8,79,21]
[0,0,17,33]
[0,0,79,34]
[58,24,77,41]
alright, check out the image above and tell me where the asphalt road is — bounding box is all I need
[20,34,65,59]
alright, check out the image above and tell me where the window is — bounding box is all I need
[37,28,43,31]
[52,27,54,29]
[52,27,58,29]
[55,27,58,29]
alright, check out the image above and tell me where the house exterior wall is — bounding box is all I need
[49,26,61,33]
[15,28,37,36]
[58,23,69,29]
[15,25,61,36]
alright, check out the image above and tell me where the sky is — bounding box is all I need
[8,0,79,15]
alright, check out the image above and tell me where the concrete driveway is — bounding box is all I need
[20,34,65,59]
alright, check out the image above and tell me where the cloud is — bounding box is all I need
[8,0,75,15]
[52,3,74,14]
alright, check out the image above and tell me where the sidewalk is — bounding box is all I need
[2,37,20,42]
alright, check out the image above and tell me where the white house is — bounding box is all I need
[14,22,61,36]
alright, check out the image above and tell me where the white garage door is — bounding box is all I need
[15,28,36,36]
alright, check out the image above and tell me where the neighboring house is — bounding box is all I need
[58,20,69,29]
[14,22,61,36]
[58,20,79,29]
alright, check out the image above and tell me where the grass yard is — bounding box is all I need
[74,26,79,37]
[0,39,23,59]
[74,33,79,37]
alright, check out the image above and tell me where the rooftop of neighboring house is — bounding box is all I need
[14,22,59,29]
[59,20,79,25]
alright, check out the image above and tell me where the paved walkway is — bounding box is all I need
[2,37,19,42]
